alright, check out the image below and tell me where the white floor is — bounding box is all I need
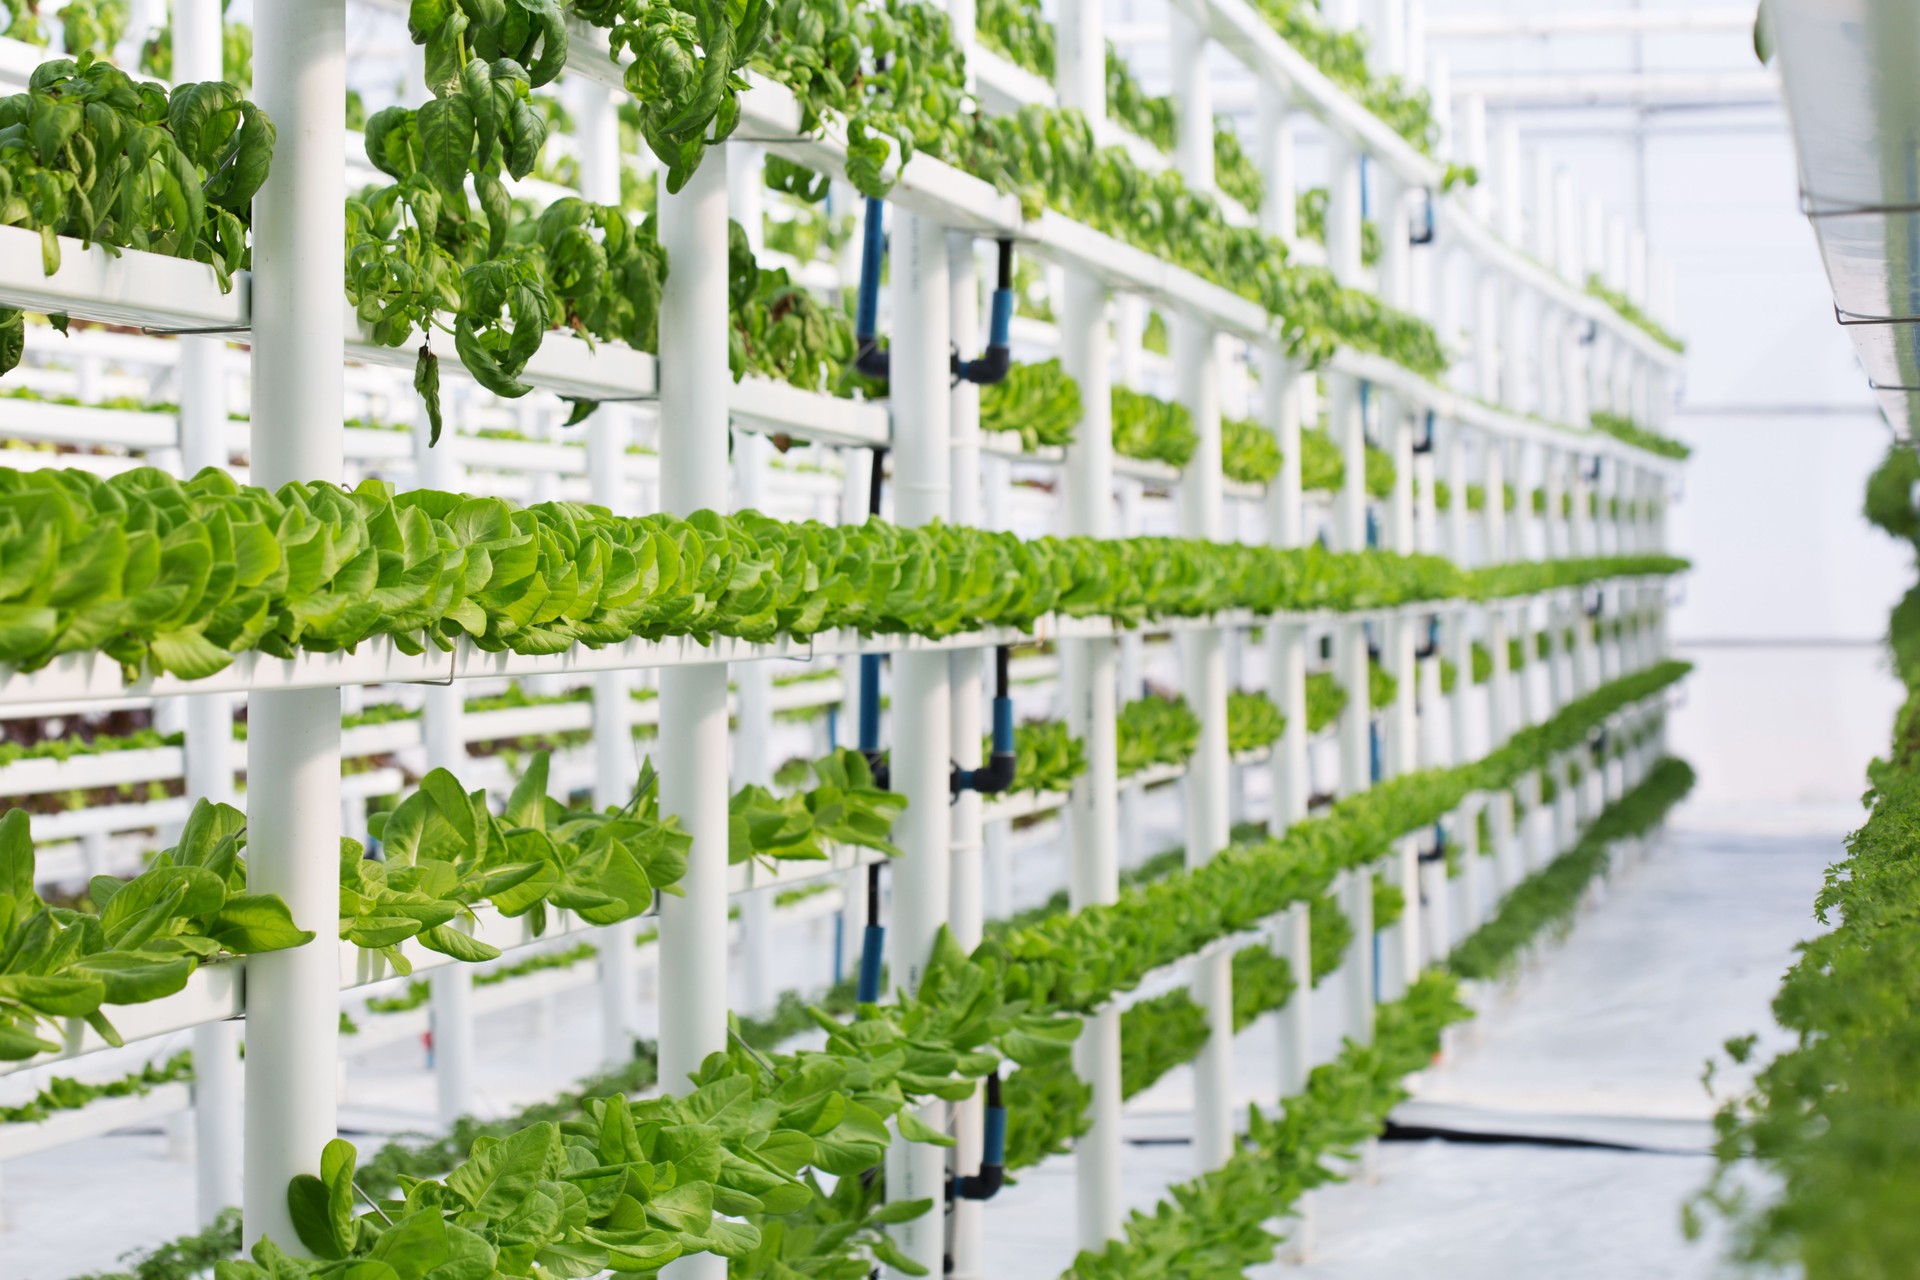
[980,807,1836,1280]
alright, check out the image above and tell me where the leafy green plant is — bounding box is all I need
[979,357,1081,451]
[0,801,309,1059]
[1451,757,1693,980]
[1690,470,1920,1273]
[57,0,125,58]
[240,925,1075,1279]
[982,661,1691,1018]
[1590,410,1689,460]
[1587,274,1685,353]
[727,220,859,392]
[1118,694,1201,777]
[352,752,687,973]
[1105,46,1173,152]
[961,105,1448,377]
[1111,384,1197,469]
[0,1047,192,1124]
[728,747,904,865]
[1227,690,1285,754]
[1305,670,1346,733]
[999,718,1087,795]
[0,466,1686,683]
[1066,973,1469,1279]
[0,56,272,376]
[1223,415,1282,486]
[1245,0,1439,156]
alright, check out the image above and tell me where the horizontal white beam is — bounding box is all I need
[1428,9,1756,38]
[1450,70,1778,106]
[0,226,248,332]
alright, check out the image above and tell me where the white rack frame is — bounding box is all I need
[0,0,1687,1269]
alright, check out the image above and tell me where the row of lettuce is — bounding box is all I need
[51,733,1691,1280]
[185,659,1689,1278]
[0,465,1685,681]
[1689,446,1920,1275]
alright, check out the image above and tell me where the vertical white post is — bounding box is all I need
[885,211,953,1278]
[1448,603,1474,767]
[1280,900,1313,1093]
[1176,307,1233,1172]
[1257,85,1297,245]
[1337,623,1370,796]
[1168,5,1233,1174]
[1503,282,1531,416]
[423,684,475,1125]
[1171,12,1214,195]
[1443,423,1470,564]
[1062,261,1124,1246]
[945,227,987,1280]
[243,0,345,1253]
[657,147,733,1280]
[1462,261,1493,402]
[1342,864,1375,1044]
[1055,0,1103,117]
[1484,434,1509,562]
[1264,338,1306,831]
[1487,605,1514,748]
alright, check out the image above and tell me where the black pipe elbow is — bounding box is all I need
[863,748,890,793]
[950,1073,1007,1202]
[855,339,891,382]
[957,342,1012,386]
[951,1163,1005,1201]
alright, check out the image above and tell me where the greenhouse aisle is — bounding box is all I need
[980,801,1837,1280]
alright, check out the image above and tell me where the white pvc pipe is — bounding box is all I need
[1474,268,1502,403]
[190,1019,241,1223]
[1270,623,1309,828]
[423,683,474,1124]
[1171,10,1215,194]
[1055,0,1104,117]
[1061,259,1123,1247]
[1386,614,1418,778]
[1337,623,1370,797]
[1430,7,1752,37]
[1331,373,1367,552]
[1280,901,1313,1093]
[946,230,986,1280]
[242,0,345,1253]
[1503,282,1531,416]
[1257,86,1298,244]
[886,211,952,1279]
[1377,173,1411,310]
[1173,297,1232,1172]
[657,152,732,1280]
[1342,866,1375,1045]
[1327,136,1365,286]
